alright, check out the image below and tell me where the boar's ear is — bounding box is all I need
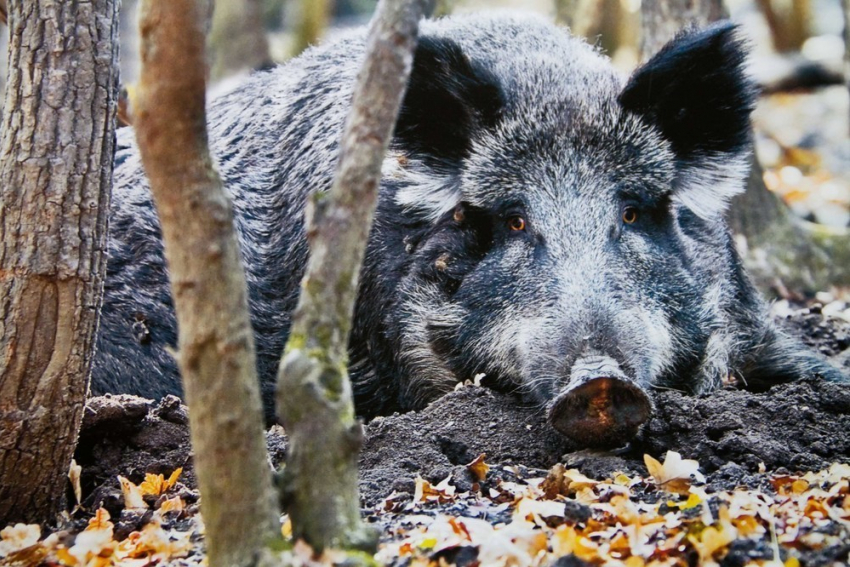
[395,36,504,164]
[618,22,757,219]
[391,36,504,221]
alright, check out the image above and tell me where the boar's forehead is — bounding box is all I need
[415,15,678,208]
[461,100,676,209]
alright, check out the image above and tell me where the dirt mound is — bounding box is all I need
[74,304,850,509]
[76,380,849,509]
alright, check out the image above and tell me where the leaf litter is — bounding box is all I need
[3,282,849,567]
[2,454,848,566]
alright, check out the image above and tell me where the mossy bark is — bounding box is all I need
[728,159,850,294]
[277,0,431,553]
[134,1,278,565]
[0,0,119,525]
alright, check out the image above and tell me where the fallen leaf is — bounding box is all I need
[68,459,83,506]
[644,451,705,495]
[118,476,148,509]
[465,453,490,482]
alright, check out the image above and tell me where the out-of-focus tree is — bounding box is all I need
[0,0,119,524]
[640,0,724,57]
[755,0,811,53]
[209,0,272,82]
[434,0,455,17]
[555,0,602,37]
[843,0,850,133]
[291,0,332,56]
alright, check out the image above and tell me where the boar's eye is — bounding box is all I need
[622,206,638,225]
[507,215,526,232]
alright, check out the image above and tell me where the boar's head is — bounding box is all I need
[358,18,757,448]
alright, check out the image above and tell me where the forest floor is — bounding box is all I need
[1,299,847,567]
[3,82,850,566]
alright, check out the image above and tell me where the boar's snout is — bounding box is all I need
[548,354,652,448]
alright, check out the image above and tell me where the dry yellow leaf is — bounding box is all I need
[644,451,705,495]
[140,473,168,496]
[734,515,763,537]
[552,524,578,556]
[86,508,113,532]
[166,467,183,488]
[158,495,185,514]
[413,475,456,503]
[465,453,490,482]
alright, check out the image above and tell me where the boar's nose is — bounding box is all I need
[548,353,652,448]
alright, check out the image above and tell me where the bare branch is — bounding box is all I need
[134,0,278,565]
[277,0,432,552]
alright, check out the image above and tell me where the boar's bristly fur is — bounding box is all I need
[92,14,847,435]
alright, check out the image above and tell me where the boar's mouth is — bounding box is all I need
[547,355,652,449]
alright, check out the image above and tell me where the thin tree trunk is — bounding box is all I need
[209,0,271,82]
[555,0,603,37]
[0,0,119,524]
[134,1,278,565]
[277,0,430,552]
[754,0,811,53]
[843,0,850,134]
[291,0,331,56]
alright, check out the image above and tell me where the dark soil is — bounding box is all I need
[75,304,850,512]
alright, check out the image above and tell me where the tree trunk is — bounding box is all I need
[119,0,140,86]
[290,0,331,57]
[640,0,725,58]
[134,1,278,566]
[843,0,850,134]
[754,0,811,53]
[728,158,850,293]
[640,0,849,293]
[209,0,271,83]
[277,0,430,552]
[555,0,603,38]
[0,0,119,524]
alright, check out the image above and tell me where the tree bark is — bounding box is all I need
[134,1,278,566]
[209,0,271,82]
[0,0,119,524]
[277,0,430,552]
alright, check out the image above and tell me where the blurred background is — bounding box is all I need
[116,0,850,231]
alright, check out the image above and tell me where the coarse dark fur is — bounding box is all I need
[92,13,847,421]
